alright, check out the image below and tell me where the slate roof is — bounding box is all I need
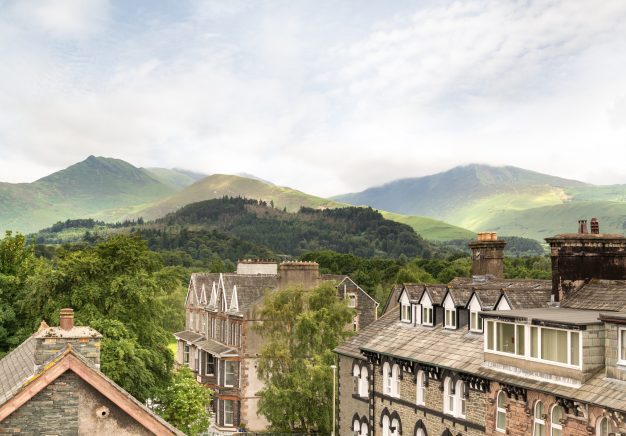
[194,338,237,357]
[422,285,449,305]
[401,284,425,301]
[173,330,204,343]
[0,337,36,407]
[190,272,279,313]
[320,274,348,283]
[334,309,398,360]
[481,308,604,326]
[445,287,474,307]
[498,288,553,310]
[449,276,551,291]
[382,285,403,315]
[562,280,626,311]
[468,289,503,309]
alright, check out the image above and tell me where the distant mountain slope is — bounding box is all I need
[134,174,346,220]
[144,167,206,189]
[0,156,177,234]
[133,173,472,240]
[334,164,587,219]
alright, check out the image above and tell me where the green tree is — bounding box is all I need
[155,366,212,435]
[255,283,354,433]
[21,235,179,400]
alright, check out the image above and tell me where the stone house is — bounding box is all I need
[174,259,378,432]
[335,223,626,436]
[0,308,181,435]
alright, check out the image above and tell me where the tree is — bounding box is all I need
[255,283,354,433]
[20,235,179,400]
[154,367,212,435]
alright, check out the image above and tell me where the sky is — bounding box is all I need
[1,0,626,197]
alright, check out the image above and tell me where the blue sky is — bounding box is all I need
[1,0,626,196]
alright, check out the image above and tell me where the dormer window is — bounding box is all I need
[422,306,433,326]
[470,311,483,332]
[347,293,357,308]
[444,308,456,329]
[401,304,411,323]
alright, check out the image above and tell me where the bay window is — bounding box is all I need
[205,353,215,375]
[225,361,236,387]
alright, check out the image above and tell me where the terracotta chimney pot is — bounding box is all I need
[59,308,74,331]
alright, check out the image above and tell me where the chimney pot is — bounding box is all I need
[59,308,74,331]
[590,218,600,235]
[578,219,588,234]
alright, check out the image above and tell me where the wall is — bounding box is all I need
[337,354,369,435]
[240,357,269,432]
[236,262,278,275]
[605,322,626,382]
[0,371,151,435]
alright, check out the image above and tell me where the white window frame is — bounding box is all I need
[484,320,583,369]
[223,399,234,426]
[496,391,506,433]
[382,415,390,436]
[224,360,236,387]
[596,416,616,436]
[444,308,457,329]
[415,370,426,406]
[550,405,563,436]
[183,343,190,365]
[470,311,483,332]
[205,352,215,375]
[420,294,434,326]
[456,380,466,418]
[383,362,392,395]
[533,401,545,436]
[618,327,626,365]
[360,421,369,436]
[443,377,455,416]
[353,418,361,435]
[399,292,411,323]
[391,363,400,398]
[390,418,399,436]
[347,293,357,308]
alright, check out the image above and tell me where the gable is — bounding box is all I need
[443,293,455,309]
[419,291,432,307]
[495,294,512,311]
[399,290,410,306]
[468,294,482,312]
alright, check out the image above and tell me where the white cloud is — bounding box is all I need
[1,0,626,196]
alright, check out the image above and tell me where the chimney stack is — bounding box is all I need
[60,308,74,330]
[468,232,507,278]
[578,219,588,234]
[590,218,600,235]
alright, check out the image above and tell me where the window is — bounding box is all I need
[225,361,236,387]
[360,422,369,436]
[445,308,456,329]
[183,343,190,365]
[443,377,455,415]
[224,400,234,426]
[383,362,392,395]
[201,315,206,334]
[205,353,215,375]
[347,293,357,308]
[470,311,483,332]
[415,370,426,406]
[422,306,433,326]
[486,321,581,368]
[550,405,563,436]
[617,328,626,365]
[496,391,506,433]
[211,317,216,339]
[359,366,369,397]
[401,303,411,322]
[392,364,400,398]
[221,319,226,343]
[456,380,466,418]
[353,364,360,394]
[382,415,390,436]
[353,418,361,435]
[390,418,400,436]
[534,401,545,436]
[596,417,616,436]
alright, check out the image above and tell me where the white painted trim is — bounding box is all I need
[339,276,380,307]
[618,327,626,366]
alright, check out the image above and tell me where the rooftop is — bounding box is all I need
[481,307,603,326]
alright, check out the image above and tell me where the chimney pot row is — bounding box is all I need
[59,308,74,331]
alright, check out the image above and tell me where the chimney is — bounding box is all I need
[468,232,507,278]
[60,307,74,330]
[590,218,600,235]
[34,308,102,368]
[278,261,320,290]
[578,219,588,234]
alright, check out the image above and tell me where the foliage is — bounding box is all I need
[438,236,545,257]
[255,283,354,433]
[504,256,551,279]
[154,366,212,435]
[19,235,180,401]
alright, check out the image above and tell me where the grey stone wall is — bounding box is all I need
[35,337,100,367]
[0,371,150,436]
[583,324,605,378]
[605,322,626,381]
[338,354,369,435]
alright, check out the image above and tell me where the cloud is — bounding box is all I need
[0,0,626,196]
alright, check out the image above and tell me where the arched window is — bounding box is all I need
[443,377,455,415]
[550,405,563,436]
[496,391,507,432]
[416,370,426,406]
[390,417,400,436]
[416,429,425,436]
[383,362,392,395]
[414,420,427,436]
[359,366,369,397]
[353,364,360,395]
[533,401,545,436]
[391,363,401,398]
[455,380,466,418]
[361,421,369,436]
[596,417,616,436]
[382,415,391,436]
[354,417,361,435]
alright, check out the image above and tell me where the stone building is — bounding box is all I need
[335,222,626,436]
[174,259,378,432]
[0,308,181,435]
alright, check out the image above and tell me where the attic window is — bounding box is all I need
[444,309,456,329]
[422,307,433,326]
[347,293,357,308]
[401,304,411,323]
[470,311,483,332]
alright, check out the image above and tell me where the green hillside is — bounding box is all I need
[379,211,474,240]
[144,167,206,189]
[0,156,177,234]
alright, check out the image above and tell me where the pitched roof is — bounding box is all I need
[191,272,279,314]
[562,279,626,311]
[382,284,403,315]
[400,284,425,302]
[467,289,503,310]
[334,309,398,360]
[173,330,204,343]
[0,337,36,407]
[445,287,474,307]
[194,338,238,358]
[422,285,448,305]
[497,288,553,310]
[0,342,182,434]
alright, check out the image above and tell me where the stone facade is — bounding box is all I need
[338,355,370,436]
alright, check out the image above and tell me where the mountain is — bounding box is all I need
[0,156,178,234]
[333,164,626,239]
[144,167,206,189]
